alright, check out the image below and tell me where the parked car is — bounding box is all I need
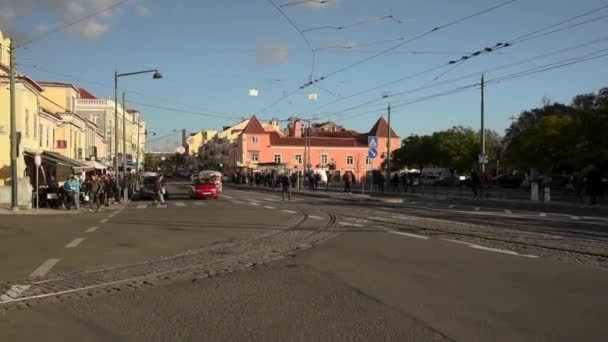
[190,177,219,199]
[492,174,524,188]
[135,172,169,200]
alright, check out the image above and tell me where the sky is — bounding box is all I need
[1,0,608,151]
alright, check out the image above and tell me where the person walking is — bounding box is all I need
[391,172,400,192]
[344,171,353,193]
[89,175,103,212]
[290,172,297,189]
[71,175,81,209]
[471,170,481,198]
[63,177,74,210]
[588,166,602,205]
[281,173,292,201]
[153,175,165,206]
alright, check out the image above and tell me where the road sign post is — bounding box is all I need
[34,154,41,213]
[367,136,378,193]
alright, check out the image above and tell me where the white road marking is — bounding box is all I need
[345,217,369,223]
[136,204,147,209]
[65,238,85,248]
[0,285,31,303]
[99,218,109,223]
[231,200,244,205]
[85,226,99,233]
[309,215,323,220]
[29,258,61,278]
[474,207,480,211]
[504,210,512,214]
[570,216,580,220]
[263,206,275,209]
[249,202,260,206]
[318,198,330,202]
[442,238,538,258]
[222,194,233,199]
[281,210,297,214]
[338,222,364,228]
[192,202,205,206]
[175,202,186,207]
[388,231,430,240]
[539,213,547,217]
[448,205,455,209]
[469,245,539,258]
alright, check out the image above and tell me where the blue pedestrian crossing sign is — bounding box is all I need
[368,147,378,159]
[367,136,378,148]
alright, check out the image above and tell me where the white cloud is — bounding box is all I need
[256,40,289,65]
[0,0,150,41]
[35,24,51,33]
[135,3,151,17]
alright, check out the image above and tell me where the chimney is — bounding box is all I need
[291,120,302,138]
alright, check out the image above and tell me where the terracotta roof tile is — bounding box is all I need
[369,117,399,138]
[242,115,267,134]
[79,88,97,99]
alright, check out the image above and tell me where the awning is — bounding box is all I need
[83,160,109,170]
[24,150,88,169]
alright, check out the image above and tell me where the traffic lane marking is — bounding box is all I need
[29,258,61,278]
[65,238,85,248]
[85,226,99,233]
[175,202,186,207]
[264,206,275,209]
[309,215,323,220]
[281,210,297,214]
[388,231,430,240]
[99,218,109,223]
[441,238,538,258]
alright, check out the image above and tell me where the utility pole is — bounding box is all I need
[114,70,119,176]
[122,92,128,202]
[480,73,486,174]
[9,40,18,209]
[136,115,140,174]
[385,104,392,190]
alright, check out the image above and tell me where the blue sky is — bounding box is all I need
[3,0,608,150]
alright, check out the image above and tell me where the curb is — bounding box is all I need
[230,185,404,204]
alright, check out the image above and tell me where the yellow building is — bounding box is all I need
[217,119,250,141]
[187,130,217,155]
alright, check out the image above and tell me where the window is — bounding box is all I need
[39,124,43,147]
[321,153,328,166]
[250,151,259,163]
[273,154,282,164]
[46,127,50,148]
[346,155,354,165]
[92,115,100,126]
[251,136,259,144]
[294,154,303,164]
[366,156,373,165]
[33,114,37,138]
[25,110,30,137]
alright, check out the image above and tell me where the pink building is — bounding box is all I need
[235,115,400,180]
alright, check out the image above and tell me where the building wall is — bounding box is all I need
[38,113,58,152]
[217,120,249,141]
[94,133,106,161]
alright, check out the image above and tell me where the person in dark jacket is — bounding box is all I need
[471,170,481,198]
[281,173,292,201]
[391,173,400,192]
[588,166,602,205]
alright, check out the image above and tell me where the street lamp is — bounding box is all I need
[114,68,162,202]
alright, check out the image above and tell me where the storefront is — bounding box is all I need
[24,150,88,186]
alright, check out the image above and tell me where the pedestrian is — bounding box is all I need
[378,173,385,192]
[48,176,59,209]
[391,172,400,192]
[401,172,408,192]
[314,172,321,191]
[89,175,103,212]
[281,173,292,201]
[344,171,353,193]
[308,172,315,191]
[326,171,332,192]
[153,175,165,206]
[471,169,481,198]
[63,178,74,210]
[588,166,601,205]
[290,172,297,189]
[71,175,81,209]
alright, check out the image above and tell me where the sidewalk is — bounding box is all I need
[0,203,126,215]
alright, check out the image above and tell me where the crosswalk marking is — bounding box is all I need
[448,205,455,209]
[175,202,186,207]
[222,194,233,199]
[136,204,147,209]
[192,202,205,206]
[474,207,480,211]
[281,210,297,214]
[388,231,430,240]
[505,210,512,214]
[249,202,260,206]
[309,215,323,220]
[264,206,275,209]
[570,216,580,220]
[539,213,547,217]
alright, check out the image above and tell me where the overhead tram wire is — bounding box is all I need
[15,0,134,48]
[316,40,608,121]
[311,5,608,116]
[337,49,608,123]
[261,0,519,113]
[16,63,238,120]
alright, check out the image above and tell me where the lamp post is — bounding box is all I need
[114,68,162,202]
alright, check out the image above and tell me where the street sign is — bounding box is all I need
[478,153,488,164]
[367,136,378,147]
[367,147,378,159]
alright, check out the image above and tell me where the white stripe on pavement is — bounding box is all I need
[309,215,323,220]
[65,238,85,248]
[29,258,61,278]
[474,207,480,211]
[505,210,512,214]
[539,213,547,217]
[448,205,455,209]
[175,202,186,207]
[85,226,99,233]
[249,202,260,206]
[99,218,109,223]
[570,216,580,220]
[136,204,147,209]
[263,206,275,209]
[192,202,205,206]
[388,231,430,240]
[281,210,297,214]
[469,244,539,258]
[222,194,233,199]
[0,285,31,303]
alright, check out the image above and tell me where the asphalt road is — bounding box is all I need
[1,181,607,341]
